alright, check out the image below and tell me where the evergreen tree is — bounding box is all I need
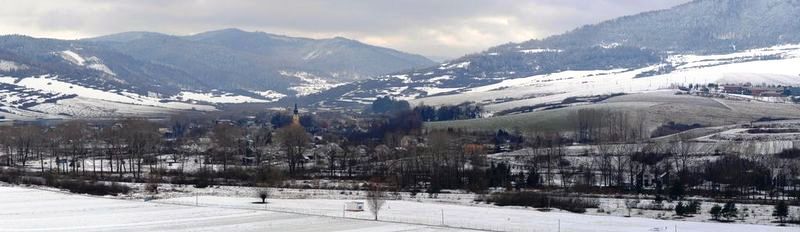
[669,179,685,200]
[710,204,722,220]
[687,200,701,215]
[773,201,789,223]
[721,202,738,221]
[675,202,686,216]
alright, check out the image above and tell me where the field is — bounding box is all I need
[0,185,795,232]
[427,91,800,134]
[0,186,457,232]
[159,196,797,232]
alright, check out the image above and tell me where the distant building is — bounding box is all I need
[292,103,301,126]
[785,87,800,96]
[750,87,782,97]
[722,85,747,94]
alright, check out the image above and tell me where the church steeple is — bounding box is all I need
[292,103,300,125]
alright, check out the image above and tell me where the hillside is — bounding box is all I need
[0,29,434,119]
[308,0,800,110]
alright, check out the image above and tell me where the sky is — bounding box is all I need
[0,0,691,60]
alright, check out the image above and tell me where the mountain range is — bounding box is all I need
[306,0,800,111]
[0,29,434,119]
[3,0,800,120]
[0,28,433,96]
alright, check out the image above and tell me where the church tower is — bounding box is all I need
[291,103,300,126]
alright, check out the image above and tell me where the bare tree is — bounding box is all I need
[366,181,386,221]
[277,124,309,176]
[121,118,161,181]
[212,123,242,171]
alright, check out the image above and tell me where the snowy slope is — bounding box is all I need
[58,50,117,76]
[0,75,228,119]
[330,44,800,113]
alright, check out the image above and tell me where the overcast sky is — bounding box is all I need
[0,0,690,59]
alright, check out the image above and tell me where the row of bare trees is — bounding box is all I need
[0,119,161,180]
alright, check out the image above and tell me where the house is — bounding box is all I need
[722,85,747,94]
[784,87,800,96]
[750,87,783,97]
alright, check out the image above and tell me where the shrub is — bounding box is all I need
[773,201,789,223]
[710,204,722,220]
[675,202,685,216]
[722,202,738,221]
[145,174,161,194]
[0,168,21,183]
[193,168,212,188]
[487,192,599,213]
[686,200,701,215]
[52,179,131,196]
[256,188,271,203]
[651,122,703,138]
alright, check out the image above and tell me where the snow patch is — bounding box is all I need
[58,50,116,76]
[60,50,86,65]
[0,60,28,72]
[251,90,287,102]
[519,48,562,54]
[174,91,267,104]
[281,71,342,96]
[440,61,470,70]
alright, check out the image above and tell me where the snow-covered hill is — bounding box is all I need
[416,44,800,112]
[311,44,800,112]
[0,75,276,120]
[306,0,800,112]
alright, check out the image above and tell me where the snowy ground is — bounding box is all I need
[0,186,463,232]
[157,195,796,232]
[1,184,796,232]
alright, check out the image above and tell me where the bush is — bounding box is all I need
[219,167,252,181]
[256,188,271,203]
[710,204,723,220]
[675,202,685,216]
[146,174,161,194]
[487,192,599,213]
[52,179,131,196]
[193,168,212,188]
[0,168,22,183]
[722,202,738,221]
[686,200,701,215]
[651,122,703,138]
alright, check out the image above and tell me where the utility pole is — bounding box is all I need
[441,209,445,225]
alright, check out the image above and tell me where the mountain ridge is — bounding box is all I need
[305,0,800,110]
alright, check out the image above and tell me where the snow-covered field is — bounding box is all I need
[0,186,461,232]
[157,195,796,232]
[1,184,797,232]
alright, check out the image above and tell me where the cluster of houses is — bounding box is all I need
[719,84,800,97]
